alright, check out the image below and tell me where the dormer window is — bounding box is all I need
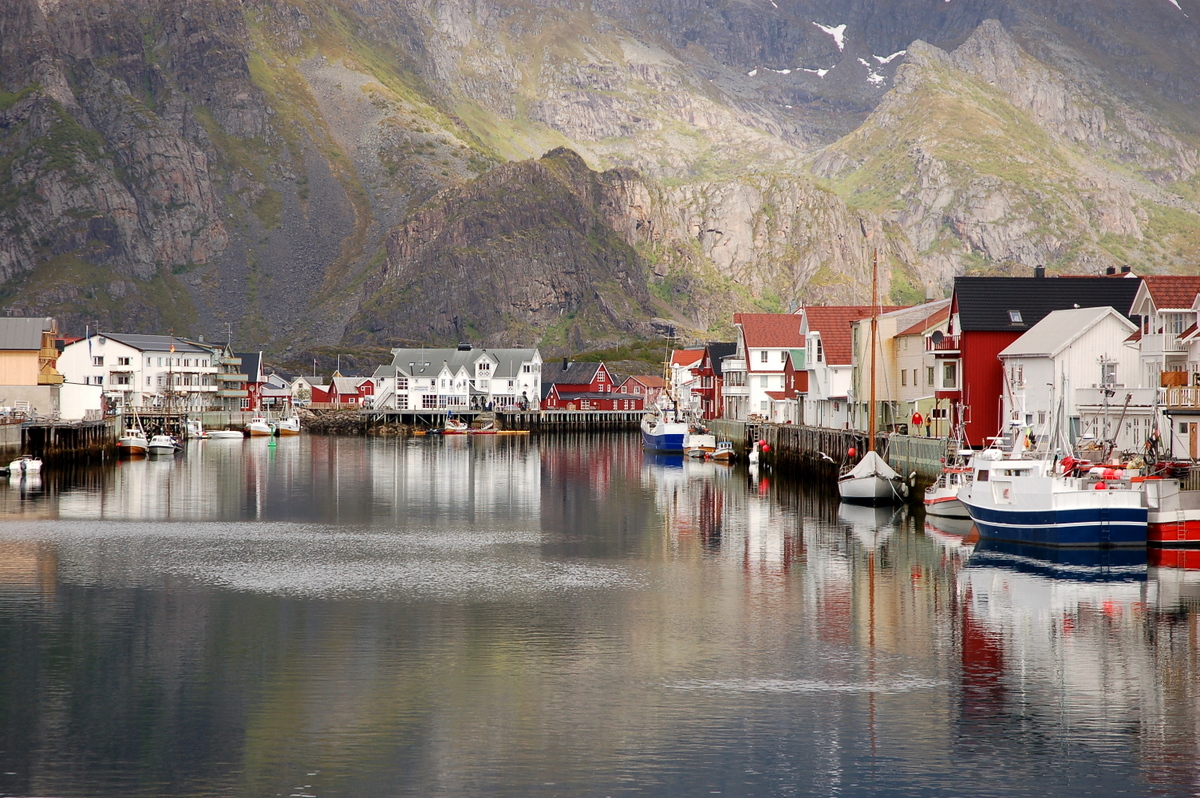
[1008,310,1023,323]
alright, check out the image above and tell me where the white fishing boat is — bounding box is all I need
[185,418,209,440]
[275,415,301,436]
[684,432,717,458]
[641,408,689,453]
[147,434,181,456]
[245,416,275,437]
[837,245,909,506]
[117,427,149,456]
[7,454,43,475]
[710,441,736,462]
[207,429,245,440]
[923,460,973,518]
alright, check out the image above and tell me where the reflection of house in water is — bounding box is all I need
[0,542,58,595]
[647,458,801,577]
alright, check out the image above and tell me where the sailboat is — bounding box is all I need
[837,243,910,505]
[117,410,149,456]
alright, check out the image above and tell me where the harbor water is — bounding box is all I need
[1,435,1199,796]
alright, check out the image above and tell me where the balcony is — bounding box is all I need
[1076,386,1158,409]
[216,389,249,398]
[1141,333,1186,359]
[926,334,960,354]
[1165,387,1200,410]
[722,359,746,374]
[215,356,243,366]
[722,385,750,397]
[216,373,248,382]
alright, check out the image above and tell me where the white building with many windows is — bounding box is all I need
[371,346,542,411]
[58,332,218,410]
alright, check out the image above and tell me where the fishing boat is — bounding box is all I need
[684,432,717,458]
[837,244,909,506]
[641,408,689,453]
[710,441,736,462]
[117,427,149,456]
[923,459,973,518]
[275,415,301,436]
[185,418,209,440]
[245,416,275,437]
[443,417,469,435]
[147,434,181,456]
[958,447,1148,548]
[207,429,245,440]
[1143,476,1200,546]
[7,454,43,475]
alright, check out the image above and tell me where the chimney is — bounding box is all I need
[562,357,569,370]
[1034,265,1045,278]
[1121,265,1132,274]
[1105,267,1116,275]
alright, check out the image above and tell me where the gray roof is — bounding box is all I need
[998,306,1135,358]
[235,352,263,381]
[387,347,539,379]
[542,361,602,385]
[0,317,52,350]
[98,332,208,354]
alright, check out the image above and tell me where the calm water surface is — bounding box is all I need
[1,435,1199,797]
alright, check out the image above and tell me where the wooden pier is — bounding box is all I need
[3,417,121,462]
[362,409,642,432]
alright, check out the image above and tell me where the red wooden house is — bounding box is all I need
[691,342,737,420]
[618,375,666,406]
[541,360,639,410]
[936,270,1142,446]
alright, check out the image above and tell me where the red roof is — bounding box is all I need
[1142,275,1200,310]
[765,390,789,400]
[670,349,704,368]
[733,313,806,349]
[898,304,950,337]
[802,306,906,366]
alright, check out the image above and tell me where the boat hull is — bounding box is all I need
[838,474,907,505]
[924,493,970,519]
[962,498,1147,548]
[207,430,245,440]
[642,429,687,452]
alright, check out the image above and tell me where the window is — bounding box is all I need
[92,356,103,366]
[117,356,130,366]
[760,376,768,388]
[1101,361,1117,385]
[397,378,409,391]
[1008,310,1023,323]
[815,339,823,362]
[113,375,130,386]
[760,350,769,363]
[158,358,163,367]
[146,357,152,366]
[901,370,907,386]
[760,401,769,413]
[240,398,251,410]
[913,369,918,387]
[943,361,958,388]
[146,377,151,386]
[927,367,934,386]
[1037,411,1046,425]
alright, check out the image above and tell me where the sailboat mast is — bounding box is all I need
[868,248,878,452]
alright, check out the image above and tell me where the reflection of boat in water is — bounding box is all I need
[923,517,977,552]
[837,503,901,549]
[1149,551,1200,612]
[967,538,1147,582]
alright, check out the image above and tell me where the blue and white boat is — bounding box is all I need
[640,409,689,453]
[958,448,1147,548]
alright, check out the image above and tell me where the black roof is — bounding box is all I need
[705,342,737,376]
[542,361,602,385]
[953,276,1142,332]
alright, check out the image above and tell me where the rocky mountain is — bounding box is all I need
[1,0,1198,354]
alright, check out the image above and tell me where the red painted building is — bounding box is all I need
[937,271,1142,446]
[541,360,630,409]
[542,385,643,411]
[692,342,737,420]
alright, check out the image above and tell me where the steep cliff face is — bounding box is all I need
[811,20,1200,289]
[349,148,664,350]
[2,0,1200,351]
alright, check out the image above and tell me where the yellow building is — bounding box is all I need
[0,316,63,386]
